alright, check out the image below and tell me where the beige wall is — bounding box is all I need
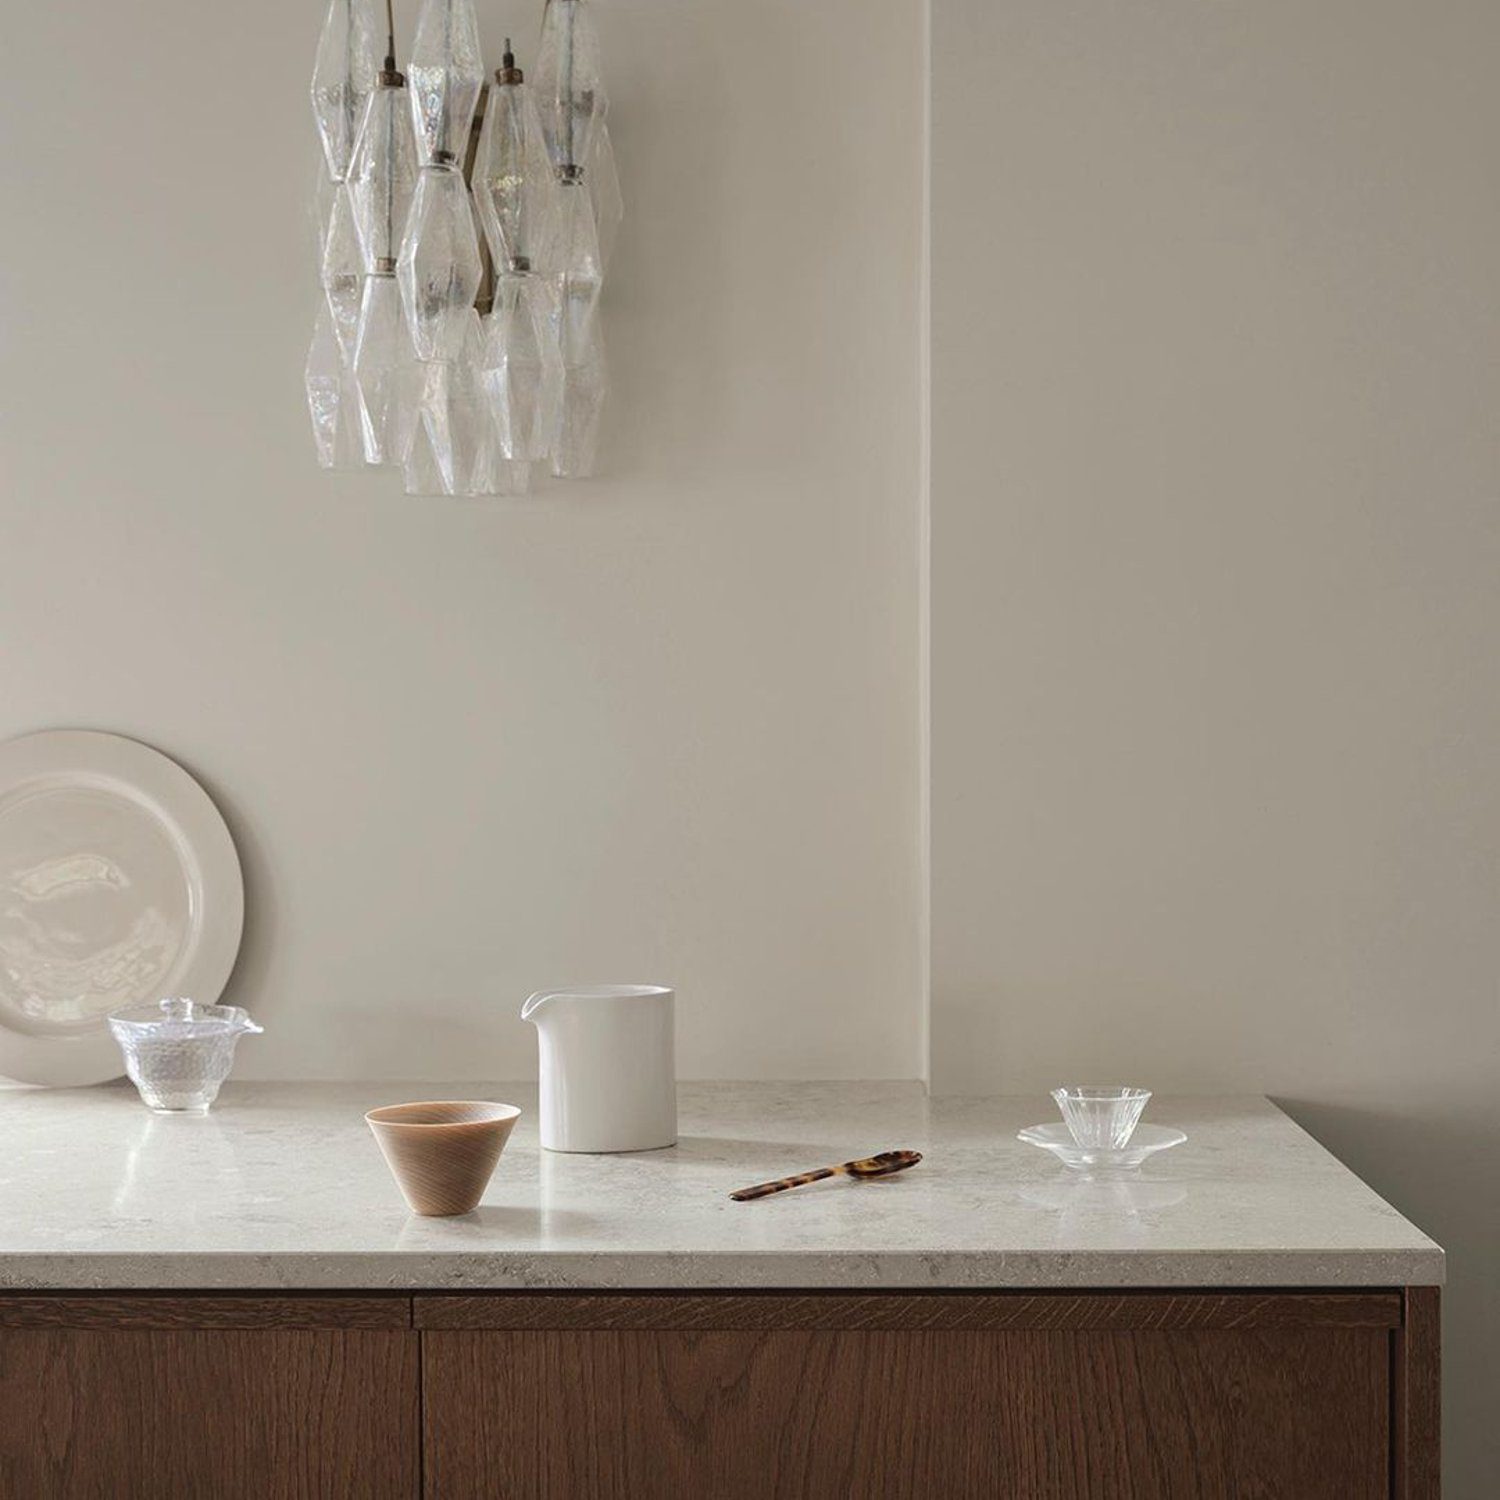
[0,0,925,1080]
[930,0,1500,1487]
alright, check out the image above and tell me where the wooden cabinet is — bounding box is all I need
[0,1289,1438,1499]
[416,1292,1428,1500]
[0,1298,418,1499]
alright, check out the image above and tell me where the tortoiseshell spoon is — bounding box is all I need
[729,1150,923,1201]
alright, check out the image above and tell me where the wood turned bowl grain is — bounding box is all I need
[365,1101,521,1216]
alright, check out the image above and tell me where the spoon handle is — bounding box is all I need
[729,1150,922,1201]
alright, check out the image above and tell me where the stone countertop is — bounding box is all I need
[0,1081,1442,1291]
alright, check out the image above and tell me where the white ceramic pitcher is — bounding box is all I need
[521,985,677,1153]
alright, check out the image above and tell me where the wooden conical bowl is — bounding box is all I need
[366,1100,521,1216]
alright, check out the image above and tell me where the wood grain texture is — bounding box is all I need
[0,1328,418,1499]
[1394,1286,1441,1500]
[423,1326,1390,1499]
[366,1101,519,1217]
[413,1289,1402,1332]
[0,1294,411,1329]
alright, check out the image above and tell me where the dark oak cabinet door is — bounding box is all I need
[0,1327,418,1499]
[422,1325,1390,1499]
[0,1290,1433,1498]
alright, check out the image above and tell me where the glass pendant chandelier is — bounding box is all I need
[306,0,618,493]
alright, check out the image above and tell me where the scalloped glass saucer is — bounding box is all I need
[1018,1122,1186,1171]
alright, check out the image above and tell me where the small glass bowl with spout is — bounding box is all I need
[108,998,263,1114]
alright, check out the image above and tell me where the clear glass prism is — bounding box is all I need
[550,172,603,285]
[587,120,622,271]
[310,158,339,265]
[413,311,481,492]
[404,312,528,496]
[353,275,421,466]
[321,183,366,359]
[551,317,606,478]
[348,82,419,272]
[472,76,557,274]
[548,176,603,373]
[311,0,386,183]
[305,303,366,470]
[406,372,531,497]
[408,0,485,167]
[397,163,483,362]
[402,394,451,495]
[535,0,607,175]
[405,432,530,496]
[480,273,563,462]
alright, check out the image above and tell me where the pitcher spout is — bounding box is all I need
[521,990,562,1024]
[522,985,673,1025]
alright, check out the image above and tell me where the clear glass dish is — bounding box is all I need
[1050,1085,1152,1148]
[108,998,262,1114]
[1019,1122,1186,1172]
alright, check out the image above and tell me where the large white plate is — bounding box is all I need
[0,731,244,1086]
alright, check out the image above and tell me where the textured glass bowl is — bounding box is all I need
[108,999,262,1114]
[1051,1085,1152,1149]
